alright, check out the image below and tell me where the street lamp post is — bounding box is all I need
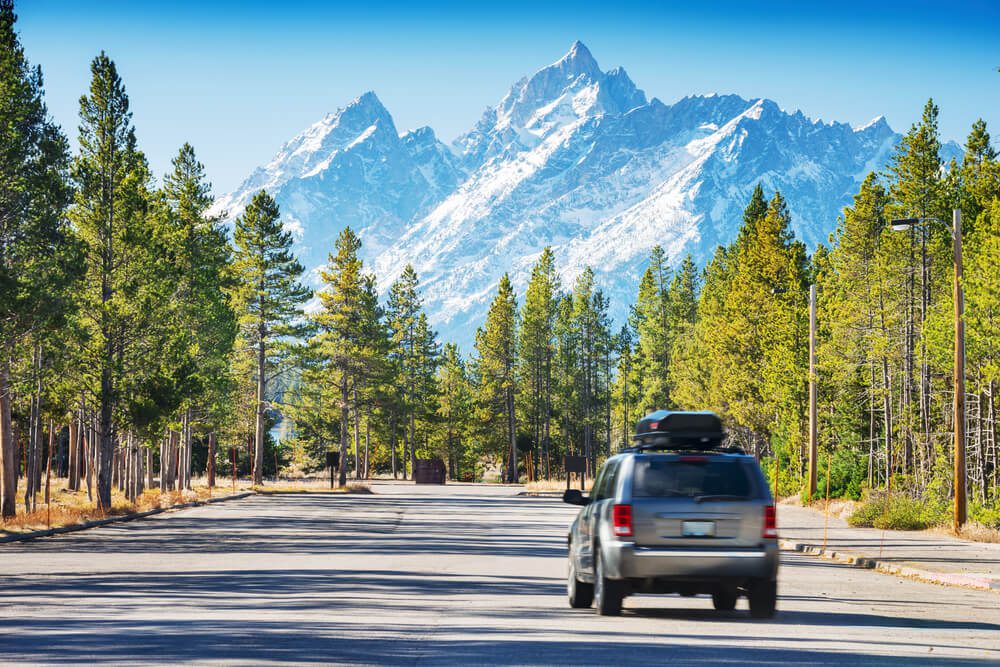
[889,209,966,531]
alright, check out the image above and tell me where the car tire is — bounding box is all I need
[748,578,777,619]
[712,588,738,611]
[594,548,623,616]
[567,552,594,608]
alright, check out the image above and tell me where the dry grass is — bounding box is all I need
[0,478,253,536]
[930,522,1000,544]
[799,498,860,521]
[524,479,592,492]
[260,481,373,494]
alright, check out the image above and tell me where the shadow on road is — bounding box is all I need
[1,493,997,665]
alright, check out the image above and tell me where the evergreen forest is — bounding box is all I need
[1,1,998,532]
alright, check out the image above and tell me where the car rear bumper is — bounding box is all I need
[602,540,779,580]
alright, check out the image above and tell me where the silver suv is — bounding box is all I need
[563,411,779,617]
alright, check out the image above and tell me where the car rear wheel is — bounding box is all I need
[748,578,777,619]
[594,549,623,616]
[711,587,738,611]
[567,552,594,608]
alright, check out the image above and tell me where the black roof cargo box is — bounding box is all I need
[631,410,728,451]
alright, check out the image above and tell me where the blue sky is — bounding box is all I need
[19,0,1000,194]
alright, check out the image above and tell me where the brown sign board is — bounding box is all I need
[564,455,587,474]
[414,458,446,485]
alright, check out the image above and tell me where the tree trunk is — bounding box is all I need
[207,432,216,488]
[83,417,93,502]
[353,387,360,480]
[254,334,266,487]
[409,411,416,481]
[338,377,349,487]
[364,416,370,480]
[390,410,397,480]
[0,355,15,519]
[68,413,79,491]
[182,408,192,490]
[146,446,153,491]
[97,360,115,512]
[507,386,517,483]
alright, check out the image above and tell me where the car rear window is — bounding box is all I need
[632,458,753,498]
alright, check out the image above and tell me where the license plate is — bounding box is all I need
[682,520,716,537]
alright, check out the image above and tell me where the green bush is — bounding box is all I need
[970,502,1000,530]
[848,492,939,531]
[805,448,867,502]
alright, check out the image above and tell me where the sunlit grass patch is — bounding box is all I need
[0,478,252,536]
[259,481,373,494]
[523,479,593,492]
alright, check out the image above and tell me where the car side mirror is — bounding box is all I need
[563,489,590,506]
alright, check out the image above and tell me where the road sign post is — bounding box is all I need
[564,455,586,491]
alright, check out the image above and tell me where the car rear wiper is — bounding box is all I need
[694,494,748,503]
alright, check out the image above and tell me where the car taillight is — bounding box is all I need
[763,505,778,538]
[613,504,633,538]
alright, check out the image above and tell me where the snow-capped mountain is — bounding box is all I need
[208,91,463,272]
[212,41,951,349]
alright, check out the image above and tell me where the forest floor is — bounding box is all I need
[0,479,254,535]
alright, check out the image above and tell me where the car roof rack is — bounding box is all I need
[621,441,747,455]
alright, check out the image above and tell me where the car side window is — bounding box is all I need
[593,460,619,501]
[590,464,607,501]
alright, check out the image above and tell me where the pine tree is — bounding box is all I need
[611,324,637,449]
[386,265,424,477]
[887,98,948,476]
[0,0,78,517]
[517,247,559,478]
[668,254,699,329]
[229,190,309,485]
[821,173,894,490]
[156,143,236,489]
[411,312,440,463]
[435,343,470,479]
[552,293,579,471]
[474,274,518,482]
[632,246,672,411]
[71,53,166,509]
[960,119,1000,226]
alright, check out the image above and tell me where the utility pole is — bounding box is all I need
[890,209,966,531]
[952,208,966,531]
[807,284,818,499]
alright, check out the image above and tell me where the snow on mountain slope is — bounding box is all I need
[208,91,463,275]
[211,42,951,349]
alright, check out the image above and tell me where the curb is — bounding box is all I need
[256,490,374,496]
[516,491,566,498]
[780,538,1000,593]
[0,491,255,544]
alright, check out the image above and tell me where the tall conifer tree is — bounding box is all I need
[229,190,309,485]
[474,274,519,481]
[0,0,78,517]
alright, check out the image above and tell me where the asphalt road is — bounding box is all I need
[0,483,998,666]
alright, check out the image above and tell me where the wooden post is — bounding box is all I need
[822,452,831,551]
